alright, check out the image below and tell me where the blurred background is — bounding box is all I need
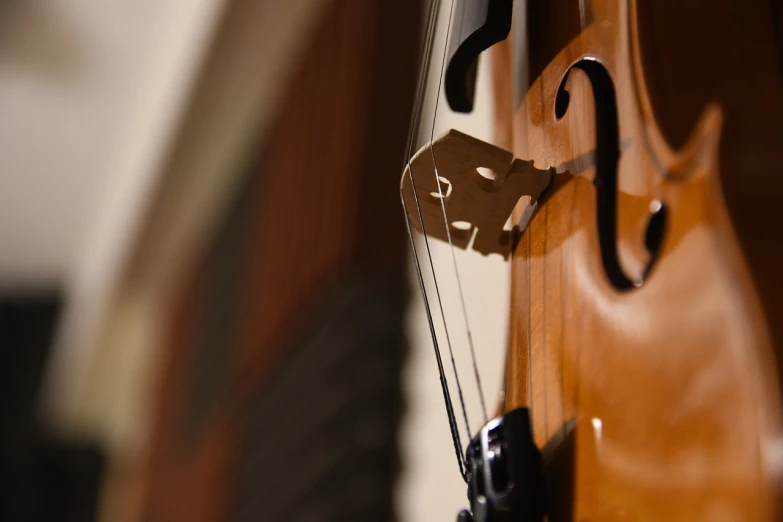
[0,1,509,521]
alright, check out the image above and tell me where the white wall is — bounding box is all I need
[0,0,225,288]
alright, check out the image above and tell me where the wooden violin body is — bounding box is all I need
[487,0,783,520]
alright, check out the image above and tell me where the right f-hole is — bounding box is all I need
[555,57,666,291]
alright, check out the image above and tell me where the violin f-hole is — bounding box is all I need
[445,0,514,113]
[555,58,666,291]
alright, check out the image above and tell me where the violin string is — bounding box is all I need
[402,0,466,476]
[406,0,473,441]
[400,0,468,481]
[527,82,540,431]
[542,204,549,439]
[573,0,589,424]
[402,198,466,480]
[526,218,533,414]
[428,0,489,426]
[542,83,554,440]
[562,172,574,442]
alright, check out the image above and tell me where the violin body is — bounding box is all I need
[489,0,783,520]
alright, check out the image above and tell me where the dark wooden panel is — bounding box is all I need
[139,1,422,520]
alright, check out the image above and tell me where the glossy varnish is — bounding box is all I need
[491,0,783,520]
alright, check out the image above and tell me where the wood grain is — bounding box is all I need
[492,0,783,520]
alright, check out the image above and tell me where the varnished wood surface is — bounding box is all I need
[492,0,783,520]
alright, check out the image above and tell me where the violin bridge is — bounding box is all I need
[401,129,553,259]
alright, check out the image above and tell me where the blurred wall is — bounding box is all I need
[0,1,509,520]
[0,0,229,431]
[0,0,224,286]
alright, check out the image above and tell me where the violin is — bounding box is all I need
[402,1,783,520]
[21,1,780,520]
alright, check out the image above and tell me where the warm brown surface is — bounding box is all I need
[135,0,421,521]
[491,0,783,520]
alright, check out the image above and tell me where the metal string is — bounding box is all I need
[572,0,591,427]
[563,169,575,443]
[400,0,468,481]
[405,0,474,443]
[428,0,489,425]
[401,198,467,480]
[527,221,533,410]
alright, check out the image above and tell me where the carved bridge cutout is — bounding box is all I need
[401,129,552,260]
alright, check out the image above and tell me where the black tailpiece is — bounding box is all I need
[456,408,545,522]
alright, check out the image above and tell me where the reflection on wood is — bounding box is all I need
[494,0,783,520]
